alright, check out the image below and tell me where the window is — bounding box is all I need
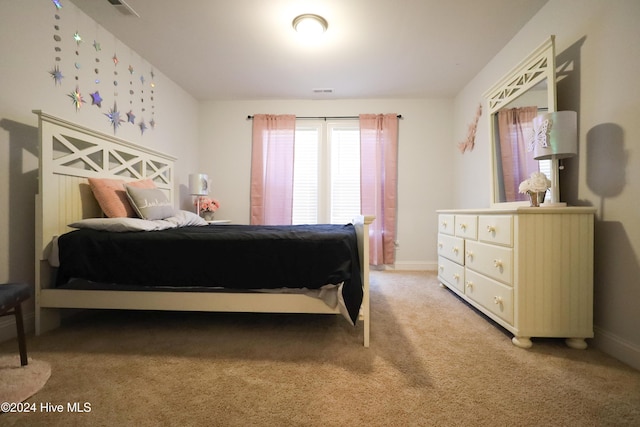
[292,121,360,224]
[292,126,320,224]
[538,159,552,182]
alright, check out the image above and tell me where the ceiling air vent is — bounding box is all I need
[312,88,334,94]
[108,0,140,17]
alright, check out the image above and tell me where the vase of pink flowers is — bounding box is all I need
[194,196,220,220]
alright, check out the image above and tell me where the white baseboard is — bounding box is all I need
[593,326,640,371]
[385,261,437,271]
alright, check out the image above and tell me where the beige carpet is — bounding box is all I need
[0,356,51,406]
[0,271,639,426]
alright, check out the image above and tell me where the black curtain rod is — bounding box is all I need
[246,114,402,120]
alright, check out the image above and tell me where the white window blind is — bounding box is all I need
[292,121,360,225]
[292,127,319,224]
[329,124,361,224]
[538,159,552,180]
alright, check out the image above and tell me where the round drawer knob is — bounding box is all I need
[494,296,503,305]
[465,281,473,290]
[493,259,503,268]
[486,225,496,233]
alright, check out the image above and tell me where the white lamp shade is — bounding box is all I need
[532,111,578,160]
[189,173,209,196]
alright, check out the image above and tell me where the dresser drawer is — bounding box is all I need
[438,256,465,293]
[438,214,455,236]
[455,215,478,240]
[464,269,514,325]
[437,233,464,264]
[465,240,513,285]
[478,215,513,247]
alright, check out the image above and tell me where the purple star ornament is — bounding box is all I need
[90,91,103,107]
[49,65,64,85]
[105,102,124,133]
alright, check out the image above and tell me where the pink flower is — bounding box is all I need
[194,196,220,213]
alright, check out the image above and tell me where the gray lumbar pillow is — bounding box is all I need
[124,185,175,220]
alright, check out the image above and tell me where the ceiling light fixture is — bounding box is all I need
[292,14,328,35]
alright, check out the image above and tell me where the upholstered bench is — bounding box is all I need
[0,283,31,366]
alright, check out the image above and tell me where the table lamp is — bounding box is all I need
[189,173,209,213]
[532,111,578,206]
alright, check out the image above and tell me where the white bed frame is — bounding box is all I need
[33,111,373,346]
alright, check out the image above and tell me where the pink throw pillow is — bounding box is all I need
[88,177,157,218]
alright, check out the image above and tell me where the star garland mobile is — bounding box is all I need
[138,73,146,134]
[106,46,121,132]
[46,0,157,134]
[49,0,64,85]
[149,69,156,129]
[127,59,136,127]
[68,25,85,111]
[90,32,102,108]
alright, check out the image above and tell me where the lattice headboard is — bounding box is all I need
[33,110,176,260]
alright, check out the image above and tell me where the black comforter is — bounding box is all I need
[55,224,363,324]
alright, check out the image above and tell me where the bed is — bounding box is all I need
[33,111,373,346]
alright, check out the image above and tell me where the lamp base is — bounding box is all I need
[540,201,568,208]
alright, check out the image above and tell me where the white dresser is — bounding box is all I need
[437,207,595,349]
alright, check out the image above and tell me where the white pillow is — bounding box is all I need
[68,217,173,232]
[163,210,208,227]
[68,211,207,232]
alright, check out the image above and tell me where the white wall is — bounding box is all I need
[0,0,199,338]
[452,0,640,370]
[198,98,453,269]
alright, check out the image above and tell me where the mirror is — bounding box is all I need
[484,36,557,206]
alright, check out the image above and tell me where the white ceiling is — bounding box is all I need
[69,0,547,101]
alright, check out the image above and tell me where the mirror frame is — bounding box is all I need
[484,35,557,207]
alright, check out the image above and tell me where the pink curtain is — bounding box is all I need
[250,114,296,225]
[497,107,539,201]
[360,113,399,266]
